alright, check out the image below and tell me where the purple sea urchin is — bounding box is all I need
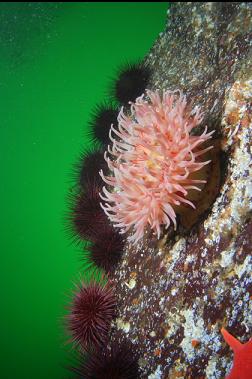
[73,147,108,190]
[67,179,107,244]
[71,343,139,379]
[86,225,125,273]
[111,62,151,105]
[88,102,119,147]
[67,279,116,351]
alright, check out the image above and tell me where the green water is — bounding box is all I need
[0,3,168,378]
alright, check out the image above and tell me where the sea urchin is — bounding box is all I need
[112,62,151,105]
[73,147,108,190]
[88,102,119,147]
[100,89,214,244]
[86,224,125,273]
[71,342,139,379]
[67,279,116,350]
[67,178,108,244]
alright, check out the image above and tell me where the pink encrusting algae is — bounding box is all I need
[100,90,214,244]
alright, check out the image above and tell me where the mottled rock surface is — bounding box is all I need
[108,3,252,378]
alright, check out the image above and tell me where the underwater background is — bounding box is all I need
[0,3,168,379]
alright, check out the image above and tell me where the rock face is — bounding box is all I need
[107,3,252,378]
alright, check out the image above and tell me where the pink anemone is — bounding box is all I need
[100,90,214,244]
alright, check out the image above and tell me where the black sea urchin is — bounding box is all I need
[71,343,140,379]
[85,225,125,273]
[111,62,151,105]
[67,280,116,351]
[88,102,119,147]
[67,179,108,244]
